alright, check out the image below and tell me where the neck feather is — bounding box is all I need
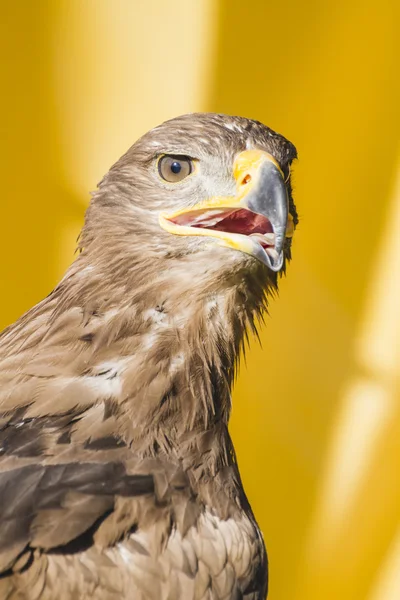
[1,236,272,458]
[57,243,269,439]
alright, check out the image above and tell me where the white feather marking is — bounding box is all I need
[83,359,129,398]
[206,293,226,317]
[103,308,120,321]
[78,265,94,276]
[117,543,134,565]
[84,375,122,397]
[170,353,185,372]
[143,308,167,326]
[224,122,236,131]
[206,295,218,312]
[141,332,158,350]
[224,122,244,133]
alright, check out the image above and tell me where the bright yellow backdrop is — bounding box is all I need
[1,2,399,599]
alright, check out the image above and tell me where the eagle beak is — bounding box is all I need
[159,150,291,272]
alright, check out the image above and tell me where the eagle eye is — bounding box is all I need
[158,155,193,183]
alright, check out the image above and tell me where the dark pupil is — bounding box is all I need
[170,161,182,174]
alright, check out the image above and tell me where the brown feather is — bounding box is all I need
[0,113,297,599]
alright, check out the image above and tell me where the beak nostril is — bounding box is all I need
[241,174,251,186]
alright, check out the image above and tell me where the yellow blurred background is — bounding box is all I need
[1,1,399,598]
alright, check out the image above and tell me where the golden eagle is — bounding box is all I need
[0,113,297,599]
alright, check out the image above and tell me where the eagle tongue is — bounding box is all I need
[205,208,273,236]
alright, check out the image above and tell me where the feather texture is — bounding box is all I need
[0,113,297,599]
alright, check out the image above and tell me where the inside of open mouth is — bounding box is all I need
[168,207,275,248]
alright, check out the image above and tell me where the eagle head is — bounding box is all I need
[81,113,297,298]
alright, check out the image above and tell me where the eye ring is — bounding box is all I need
[158,155,193,183]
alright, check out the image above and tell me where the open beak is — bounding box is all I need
[159,150,293,272]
